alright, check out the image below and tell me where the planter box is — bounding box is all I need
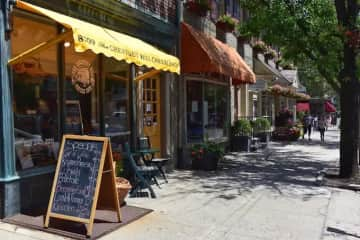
[216,21,235,32]
[192,152,219,171]
[231,135,251,152]
[254,132,270,143]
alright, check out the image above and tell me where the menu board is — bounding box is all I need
[51,139,103,219]
[45,135,121,236]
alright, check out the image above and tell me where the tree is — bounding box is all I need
[297,60,337,98]
[239,0,359,178]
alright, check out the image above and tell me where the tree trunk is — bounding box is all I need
[339,79,360,178]
[335,0,359,178]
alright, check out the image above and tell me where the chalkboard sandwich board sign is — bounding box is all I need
[44,135,121,237]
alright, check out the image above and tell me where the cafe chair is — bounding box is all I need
[123,143,158,198]
[137,136,169,183]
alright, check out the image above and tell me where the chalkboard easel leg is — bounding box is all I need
[44,215,50,228]
[87,222,93,237]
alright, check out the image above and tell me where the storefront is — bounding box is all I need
[179,23,255,168]
[0,0,179,217]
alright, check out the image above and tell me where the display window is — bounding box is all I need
[10,12,132,171]
[11,14,60,170]
[64,38,99,135]
[186,80,229,142]
[103,57,130,155]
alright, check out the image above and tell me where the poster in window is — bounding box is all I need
[65,100,84,135]
[16,141,34,170]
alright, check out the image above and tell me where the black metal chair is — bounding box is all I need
[123,143,158,198]
[137,136,169,183]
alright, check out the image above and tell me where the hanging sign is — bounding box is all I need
[72,59,95,94]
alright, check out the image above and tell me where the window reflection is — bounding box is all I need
[11,15,59,170]
[103,58,130,153]
[187,80,229,142]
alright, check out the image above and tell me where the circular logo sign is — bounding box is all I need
[71,60,95,94]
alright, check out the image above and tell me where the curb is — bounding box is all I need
[316,170,360,191]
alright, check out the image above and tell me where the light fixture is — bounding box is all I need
[64,41,71,48]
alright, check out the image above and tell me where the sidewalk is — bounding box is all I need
[1,128,360,240]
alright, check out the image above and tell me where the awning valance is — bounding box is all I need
[15,1,180,74]
[181,23,255,85]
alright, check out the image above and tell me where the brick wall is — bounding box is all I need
[120,0,177,24]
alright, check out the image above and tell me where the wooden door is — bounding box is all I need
[142,76,161,156]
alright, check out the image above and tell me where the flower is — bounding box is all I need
[191,141,224,160]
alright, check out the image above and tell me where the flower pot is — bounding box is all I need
[255,132,270,143]
[216,21,235,32]
[115,177,132,206]
[192,152,220,171]
[231,135,251,152]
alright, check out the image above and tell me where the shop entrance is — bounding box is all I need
[142,75,161,156]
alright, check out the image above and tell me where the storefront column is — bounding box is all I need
[129,64,137,150]
[0,1,17,181]
[0,0,20,218]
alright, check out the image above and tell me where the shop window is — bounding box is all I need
[11,15,59,171]
[64,38,99,136]
[186,81,204,142]
[103,58,130,153]
[187,80,229,142]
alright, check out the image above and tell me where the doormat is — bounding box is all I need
[3,205,152,240]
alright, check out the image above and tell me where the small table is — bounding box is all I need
[137,148,168,183]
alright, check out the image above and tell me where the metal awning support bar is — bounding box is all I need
[8,30,72,65]
[135,69,161,81]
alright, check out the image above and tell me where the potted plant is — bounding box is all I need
[113,155,132,206]
[231,119,252,152]
[252,117,271,144]
[191,141,224,171]
[251,40,267,55]
[264,48,277,62]
[184,0,211,17]
[216,14,237,32]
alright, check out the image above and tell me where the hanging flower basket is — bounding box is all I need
[184,1,211,17]
[216,15,237,32]
[264,48,277,61]
[252,40,267,55]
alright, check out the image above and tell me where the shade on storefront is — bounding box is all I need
[12,1,180,74]
[181,23,255,85]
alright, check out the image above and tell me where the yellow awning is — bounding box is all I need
[16,1,180,74]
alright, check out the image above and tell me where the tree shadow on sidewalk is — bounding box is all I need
[327,227,360,239]
[168,143,336,201]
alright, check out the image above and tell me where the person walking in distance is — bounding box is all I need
[318,116,326,142]
[304,113,314,140]
[302,112,308,139]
